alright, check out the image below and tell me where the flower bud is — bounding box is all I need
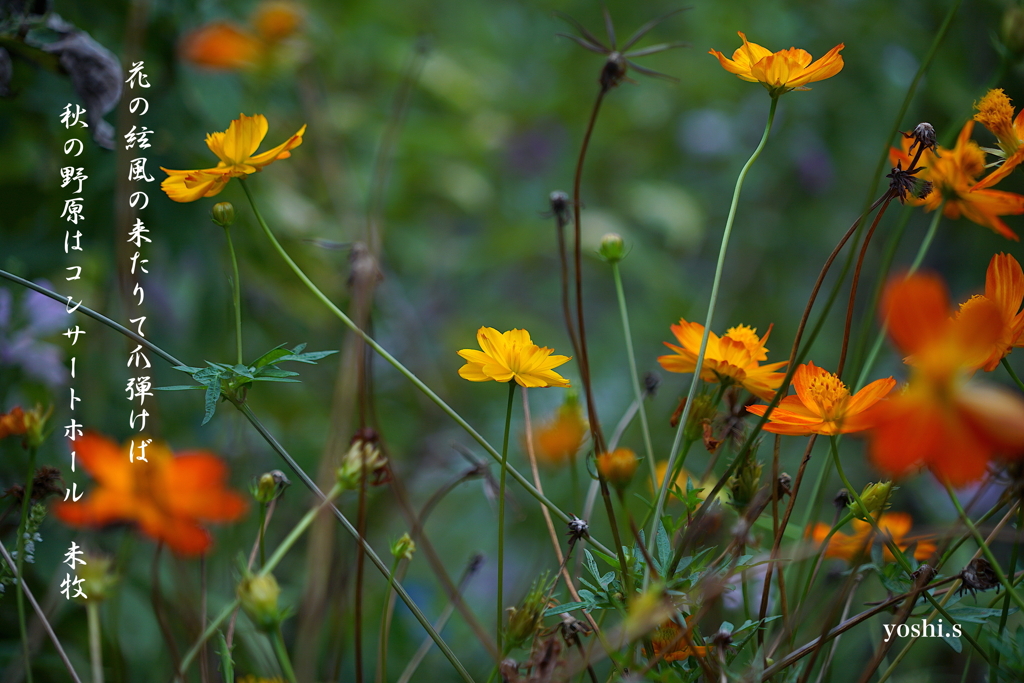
[238,572,282,631]
[336,429,388,491]
[22,405,53,450]
[596,448,638,491]
[851,481,896,520]
[76,553,118,603]
[390,533,416,561]
[598,233,626,263]
[504,573,550,649]
[251,469,291,504]
[727,458,763,511]
[211,202,236,228]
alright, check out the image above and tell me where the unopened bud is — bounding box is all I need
[390,533,416,561]
[337,429,388,491]
[252,469,291,504]
[727,458,763,511]
[596,448,638,491]
[211,202,235,228]
[505,573,550,649]
[238,572,282,631]
[851,481,896,519]
[598,233,626,263]
[76,553,118,603]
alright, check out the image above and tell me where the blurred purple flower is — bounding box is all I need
[0,282,70,388]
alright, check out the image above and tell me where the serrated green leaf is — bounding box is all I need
[254,367,300,378]
[252,346,292,369]
[201,382,222,425]
[252,377,301,383]
[173,365,202,373]
[273,350,338,364]
[584,549,601,581]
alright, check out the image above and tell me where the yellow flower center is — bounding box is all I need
[975,89,1020,154]
[724,325,767,360]
[805,370,849,417]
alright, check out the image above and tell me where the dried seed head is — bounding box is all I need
[566,514,590,544]
[548,190,571,227]
[643,372,661,397]
[777,472,793,497]
[903,122,937,156]
[959,558,1000,596]
[601,52,628,89]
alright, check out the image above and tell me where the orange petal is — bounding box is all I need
[881,274,951,355]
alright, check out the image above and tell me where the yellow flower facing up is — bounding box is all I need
[161,114,306,202]
[974,89,1024,189]
[657,319,787,400]
[709,32,844,96]
[457,327,571,388]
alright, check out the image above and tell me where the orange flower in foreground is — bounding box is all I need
[0,407,27,440]
[957,252,1024,372]
[862,274,1024,485]
[54,433,247,555]
[973,89,1024,189]
[658,320,786,400]
[808,512,936,562]
[181,22,265,70]
[161,114,306,202]
[746,362,894,435]
[709,32,844,96]
[650,619,709,662]
[890,121,1024,240]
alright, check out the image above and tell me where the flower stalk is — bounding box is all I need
[496,381,516,652]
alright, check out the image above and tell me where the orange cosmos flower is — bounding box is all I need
[530,396,587,467]
[180,22,265,70]
[457,327,571,388]
[808,512,936,562]
[54,432,247,555]
[958,252,1024,371]
[973,89,1024,189]
[890,121,1024,240]
[657,320,787,400]
[161,114,305,203]
[252,1,303,42]
[708,32,844,96]
[862,274,1024,485]
[746,362,894,436]
[649,619,709,662]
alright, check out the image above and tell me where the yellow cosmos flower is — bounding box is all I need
[709,32,844,96]
[973,88,1024,189]
[160,114,306,203]
[457,327,571,388]
[657,319,787,400]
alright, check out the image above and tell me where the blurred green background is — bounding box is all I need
[2,0,1024,680]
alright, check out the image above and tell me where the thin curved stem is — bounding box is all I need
[649,95,779,585]
[611,262,656,489]
[271,626,298,683]
[223,225,243,365]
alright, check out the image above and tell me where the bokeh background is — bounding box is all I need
[1,0,1023,680]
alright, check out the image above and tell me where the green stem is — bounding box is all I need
[223,225,243,366]
[991,504,1024,683]
[1003,357,1024,393]
[497,382,516,652]
[258,502,268,568]
[262,483,342,575]
[611,262,656,490]
[379,557,402,683]
[648,95,779,585]
[236,178,614,560]
[87,602,103,683]
[944,481,1024,614]
[16,446,36,683]
[854,208,943,390]
[271,626,298,683]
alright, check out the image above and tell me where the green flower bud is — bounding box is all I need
[505,572,551,649]
[851,481,896,520]
[727,458,763,511]
[390,533,416,561]
[211,202,236,228]
[251,470,291,504]
[336,429,388,491]
[598,233,626,263]
[76,553,118,603]
[238,572,282,632]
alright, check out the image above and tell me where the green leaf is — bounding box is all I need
[543,601,591,617]
[941,632,963,653]
[173,365,202,374]
[583,549,601,581]
[155,385,205,391]
[252,345,292,369]
[252,377,301,383]
[201,379,223,426]
[273,350,338,364]
[946,606,1017,624]
[254,367,300,378]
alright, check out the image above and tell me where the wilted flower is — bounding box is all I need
[457,327,571,388]
[709,32,844,96]
[160,113,306,202]
[658,320,786,400]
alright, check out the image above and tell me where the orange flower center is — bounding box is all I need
[805,370,850,417]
